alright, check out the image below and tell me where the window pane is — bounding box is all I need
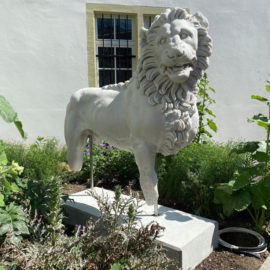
[97,18,114,39]
[98,47,114,68]
[117,70,132,83]
[99,70,115,87]
[144,15,155,29]
[116,18,132,40]
[116,48,132,68]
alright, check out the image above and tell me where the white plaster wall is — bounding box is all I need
[0,0,269,144]
[0,0,88,143]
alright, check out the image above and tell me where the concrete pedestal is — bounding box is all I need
[63,187,218,270]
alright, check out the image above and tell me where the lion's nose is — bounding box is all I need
[167,48,183,59]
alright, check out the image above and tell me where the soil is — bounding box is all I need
[61,183,269,270]
[195,248,269,270]
[61,182,89,194]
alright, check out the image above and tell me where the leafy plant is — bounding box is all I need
[158,141,250,217]
[82,143,138,188]
[0,159,24,203]
[0,95,27,139]
[0,95,29,245]
[46,177,64,246]
[110,263,125,270]
[214,75,270,232]
[0,95,26,202]
[0,144,24,204]
[0,203,29,243]
[194,73,217,143]
[15,178,50,217]
[0,151,28,244]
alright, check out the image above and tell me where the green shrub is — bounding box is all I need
[158,141,251,217]
[0,187,178,270]
[77,141,250,218]
[4,137,67,183]
[80,143,139,187]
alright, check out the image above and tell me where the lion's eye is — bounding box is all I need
[159,37,167,45]
[180,31,191,39]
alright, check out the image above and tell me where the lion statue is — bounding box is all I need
[65,8,212,215]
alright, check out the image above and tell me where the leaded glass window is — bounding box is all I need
[96,14,135,87]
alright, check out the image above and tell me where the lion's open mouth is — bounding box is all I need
[161,63,193,83]
[170,64,192,72]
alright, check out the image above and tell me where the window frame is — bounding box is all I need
[86,3,167,87]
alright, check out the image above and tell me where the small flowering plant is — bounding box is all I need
[0,144,24,207]
[83,142,138,188]
[0,143,29,244]
[0,95,29,244]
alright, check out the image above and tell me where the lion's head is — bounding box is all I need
[145,14,198,84]
[138,8,212,100]
[136,8,212,155]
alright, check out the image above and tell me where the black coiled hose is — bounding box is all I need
[219,227,267,257]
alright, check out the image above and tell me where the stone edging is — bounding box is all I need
[259,254,270,270]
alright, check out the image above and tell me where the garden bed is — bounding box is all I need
[2,138,270,269]
[195,248,269,270]
[62,183,269,270]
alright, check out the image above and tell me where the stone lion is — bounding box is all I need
[65,8,212,215]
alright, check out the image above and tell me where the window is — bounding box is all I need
[96,15,135,87]
[144,15,156,29]
[86,3,167,87]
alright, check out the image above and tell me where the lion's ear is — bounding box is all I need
[193,12,209,29]
[140,27,148,46]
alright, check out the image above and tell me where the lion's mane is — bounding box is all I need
[101,8,212,156]
[136,8,212,155]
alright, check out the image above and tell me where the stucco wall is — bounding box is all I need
[0,0,269,143]
[0,0,89,143]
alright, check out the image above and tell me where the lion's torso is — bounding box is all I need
[71,84,166,153]
[77,77,198,156]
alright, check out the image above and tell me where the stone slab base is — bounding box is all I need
[63,187,218,270]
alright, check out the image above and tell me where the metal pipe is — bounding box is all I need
[89,135,94,189]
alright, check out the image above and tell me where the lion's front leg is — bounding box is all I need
[133,142,159,216]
